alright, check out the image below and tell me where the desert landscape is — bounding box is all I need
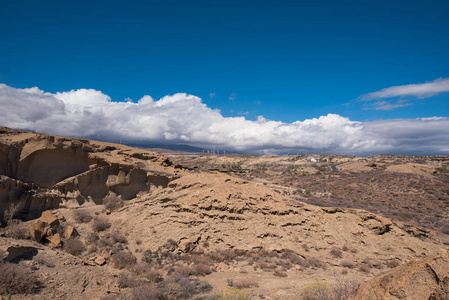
[0,126,448,299]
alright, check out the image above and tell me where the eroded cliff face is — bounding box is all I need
[0,126,181,222]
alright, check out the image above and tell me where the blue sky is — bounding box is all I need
[1,0,449,154]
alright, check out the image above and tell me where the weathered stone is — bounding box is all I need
[40,211,60,227]
[30,221,50,243]
[47,233,62,248]
[64,225,78,239]
[353,252,449,300]
[94,255,107,266]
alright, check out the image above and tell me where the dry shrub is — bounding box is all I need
[0,261,40,294]
[360,257,382,269]
[174,265,192,277]
[191,263,212,276]
[106,231,128,244]
[330,247,343,258]
[340,260,356,269]
[187,253,214,265]
[159,275,213,298]
[5,219,30,239]
[86,232,100,244]
[72,210,93,223]
[3,203,29,239]
[133,262,150,276]
[34,253,55,268]
[3,202,21,225]
[274,269,288,277]
[257,261,276,270]
[92,216,111,232]
[112,251,137,269]
[142,249,153,263]
[358,263,371,273]
[131,283,159,300]
[386,258,401,268]
[216,288,251,300]
[302,281,333,300]
[118,273,140,288]
[280,249,302,263]
[308,257,327,269]
[210,249,238,262]
[296,258,311,268]
[103,194,124,212]
[302,278,358,300]
[63,238,86,256]
[147,270,164,283]
[228,279,258,289]
[333,278,358,299]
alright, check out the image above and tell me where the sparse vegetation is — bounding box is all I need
[72,210,93,223]
[112,251,137,269]
[216,288,251,300]
[3,203,29,239]
[63,238,86,256]
[34,253,55,268]
[386,258,401,268]
[228,279,258,289]
[103,194,124,211]
[302,278,358,300]
[4,219,30,239]
[330,247,343,258]
[92,216,111,232]
[0,261,40,295]
[105,231,128,244]
[340,260,356,269]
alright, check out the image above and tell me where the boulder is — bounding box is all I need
[30,221,50,243]
[63,225,78,239]
[94,255,108,266]
[352,252,449,300]
[47,233,62,248]
[40,211,60,227]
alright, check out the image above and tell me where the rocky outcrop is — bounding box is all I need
[0,126,181,221]
[352,252,449,300]
[30,211,63,246]
[112,172,448,266]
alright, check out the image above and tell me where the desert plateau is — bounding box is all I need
[0,126,447,299]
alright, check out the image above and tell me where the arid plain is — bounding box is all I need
[1,126,448,299]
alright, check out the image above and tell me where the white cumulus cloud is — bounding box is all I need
[0,83,448,155]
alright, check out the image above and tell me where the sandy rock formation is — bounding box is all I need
[30,211,64,247]
[353,252,449,300]
[0,126,181,222]
[113,171,447,262]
